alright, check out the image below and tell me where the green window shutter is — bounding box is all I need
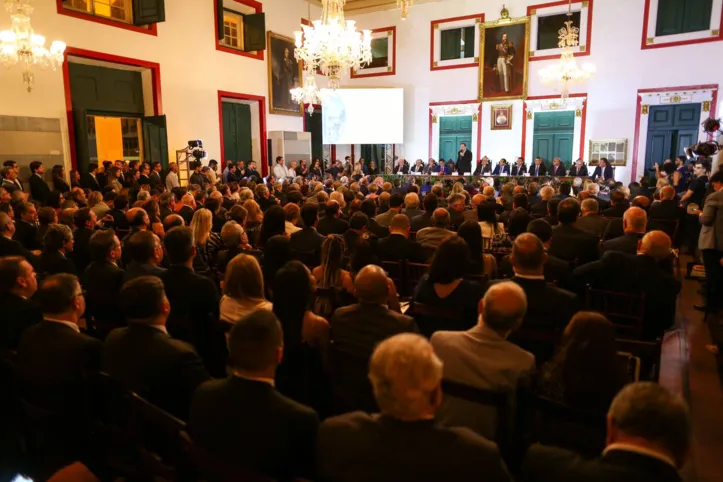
[143,115,169,169]
[440,28,462,61]
[656,0,711,36]
[243,13,266,52]
[234,103,252,162]
[133,0,165,25]
[682,0,713,33]
[216,0,225,40]
[463,26,475,59]
[655,0,684,36]
[222,102,237,161]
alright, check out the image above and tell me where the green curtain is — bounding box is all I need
[360,144,384,172]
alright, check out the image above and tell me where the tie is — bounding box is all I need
[535,166,539,176]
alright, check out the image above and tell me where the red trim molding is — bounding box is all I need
[218,91,268,176]
[641,0,723,50]
[430,14,485,72]
[331,145,336,163]
[56,0,158,36]
[522,93,588,161]
[528,0,593,62]
[351,26,397,79]
[428,109,434,159]
[214,0,264,60]
[63,48,163,170]
[631,95,643,181]
[351,145,355,161]
[427,99,481,159]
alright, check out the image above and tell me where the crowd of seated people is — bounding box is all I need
[0,154,715,481]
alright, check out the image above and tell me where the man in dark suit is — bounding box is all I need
[80,163,101,191]
[38,224,77,277]
[523,382,690,482]
[492,159,511,175]
[123,230,166,283]
[16,274,103,414]
[2,163,24,193]
[602,207,647,255]
[401,192,424,222]
[376,214,426,262]
[592,157,615,181]
[530,157,548,177]
[103,276,211,421]
[549,198,600,266]
[317,200,348,236]
[358,199,389,238]
[107,194,130,230]
[374,193,404,228]
[191,310,319,481]
[511,157,527,176]
[456,143,473,175]
[318,333,511,482]
[0,212,37,264]
[392,159,409,175]
[574,231,680,339]
[161,226,226,377]
[245,160,261,181]
[602,190,628,218]
[71,207,97,274]
[568,158,588,177]
[648,186,683,221]
[411,193,437,232]
[12,202,40,250]
[28,161,50,206]
[188,161,208,187]
[83,229,125,337]
[531,186,554,217]
[0,256,41,351]
[290,204,326,255]
[576,198,610,238]
[138,163,152,187]
[550,158,567,177]
[177,193,196,225]
[149,162,163,190]
[473,157,493,175]
[216,221,246,273]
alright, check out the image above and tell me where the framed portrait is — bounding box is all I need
[267,31,303,116]
[351,26,396,78]
[491,104,512,130]
[478,16,531,102]
[589,139,628,166]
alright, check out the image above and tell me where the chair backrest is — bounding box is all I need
[441,379,511,447]
[648,218,680,246]
[586,286,645,339]
[404,262,429,295]
[532,394,607,458]
[616,338,662,382]
[410,302,465,338]
[381,260,405,296]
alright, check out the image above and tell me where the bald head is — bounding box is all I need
[431,208,450,228]
[480,281,527,334]
[389,214,410,235]
[355,265,389,304]
[660,186,676,201]
[623,206,647,234]
[482,186,495,198]
[182,193,194,206]
[640,230,672,260]
[511,233,546,275]
[632,195,651,210]
[471,194,485,208]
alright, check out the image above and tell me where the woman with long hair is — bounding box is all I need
[412,236,484,337]
[309,159,322,179]
[107,166,123,191]
[142,199,166,239]
[190,208,222,272]
[261,235,291,299]
[69,169,81,189]
[477,202,510,248]
[537,312,628,411]
[242,199,263,247]
[312,235,355,317]
[457,220,497,278]
[51,165,70,194]
[257,204,286,248]
[220,254,272,324]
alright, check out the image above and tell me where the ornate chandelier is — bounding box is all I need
[293,0,372,90]
[538,0,595,101]
[398,0,413,20]
[290,74,325,115]
[0,0,66,93]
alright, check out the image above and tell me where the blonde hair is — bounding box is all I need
[224,254,265,300]
[88,191,103,208]
[452,182,465,195]
[243,199,263,224]
[190,208,213,246]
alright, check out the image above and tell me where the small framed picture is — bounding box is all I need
[491,104,512,130]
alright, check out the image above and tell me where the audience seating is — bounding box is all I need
[290,249,320,269]
[404,262,429,296]
[585,286,645,339]
[410,302,464,338]
[617,338,662,382]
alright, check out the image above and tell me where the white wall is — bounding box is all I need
[0,0,318,173]
[344,0,723,182]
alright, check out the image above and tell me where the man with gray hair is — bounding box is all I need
[523,382,690,481]
[416,208,456,249]
[318,333,512,482]
[602,206,647,255]
[0,211,37,261]
[402,192,423,221]
[216,221,248,273]
[432,281,534,439]
[576,197,610,238]
[531,185,554,216]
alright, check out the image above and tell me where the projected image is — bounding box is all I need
[322,89,404,144]
[323,93,348,144]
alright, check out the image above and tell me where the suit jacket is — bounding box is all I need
[2,178,23,193]
[550,164,567,177]
[449,209,466,228]
[530,163,548,177]
[138,174,151,187]
[457,149,473,174]
[498,253,573,290]
[410,213,433,232]
[38,250,77,276]
[549,224,600,266]
[530,200,549,217]
[648,200,683,221]
[392,164,409,175]
[290,226,326,254]
[13,220,39,250]
[493,164,511,176]
[474,163,493,176]
[602,204,627,218]
[374,209,402,228]
[592,165,614,181]
[376,233,426,262]
[160,265,226,377]
[318,412,511,482]
[0,292,42,351]
[431,324,535,439]
[573,251,681,339]
[149,172,162,189]
[402,207,424,223]
[80,173,100,191]
[0,235,36,266]
[410,164,425,174]
[576,214,610,238]
[602,232,644,255]
[123,262,166,283]
[178,205,195,225]
[107,208,129,230]
[317,215,348,236]
[29,174,51,205]
[17,321,102,413]
[103,323,211,420]
[215,246,244,274]
[83,261,125,332]
[72,227,94,274]
[602,218,624,241]
[512,164,527,176]
[568,165,588,177]
[191,377,319,481]
[699,189,723,251]
[415,226,456,249]
[522,444,682,482]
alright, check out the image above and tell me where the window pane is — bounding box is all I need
[682,0,713,34]
[368,37,389,69]
[223,14,241,49]
[537,11,581,50]
[440,28,462,61]
[462,26,475,59]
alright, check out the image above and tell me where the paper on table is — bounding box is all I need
[464,172,471,176]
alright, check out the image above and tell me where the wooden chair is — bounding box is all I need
[404,262,429,295]
[381,260,406,296]
[410,302,465,338]
[585,286,645,339]
[617,338,662,382]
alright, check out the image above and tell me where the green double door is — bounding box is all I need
[532,111,575,168]
[221,101,252,164]
[439,116,472,163]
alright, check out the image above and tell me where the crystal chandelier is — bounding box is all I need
[538,0,595,101]
[398,0,413,20]
[293,0,372,90]
[0,0,65,93]
[290,75,325,115]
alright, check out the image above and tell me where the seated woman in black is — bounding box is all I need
[412,236,484,337]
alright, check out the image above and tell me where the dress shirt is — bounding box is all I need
[512,273,546,281]
[603,444,676,469]
[166,171,180,191]
[232,372,275,387]
[149,324,169,335]
[43,317,80,333]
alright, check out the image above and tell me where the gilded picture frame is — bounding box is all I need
[589,139,629,167]
[491,104,513,130]
[478,15,531,102]
[267,31,304,116]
